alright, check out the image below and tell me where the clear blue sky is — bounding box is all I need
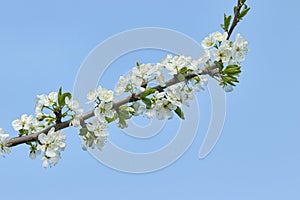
[1,0,300,199]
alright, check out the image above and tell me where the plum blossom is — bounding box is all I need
[0,129,10,156]
[12,114,40,134]
[37,127,66,168]
[65,97,83,127]
[81,119,109,151]
[87,86,114,104]
[94,102,115,123]
[36,92,58,107]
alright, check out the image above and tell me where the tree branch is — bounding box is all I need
[5,67,215,148]
[227,0,244,39]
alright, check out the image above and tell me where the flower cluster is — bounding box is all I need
[79,86,115,151]
[201,31,248,64]
[65,97,83,127]
[0,31,248,168]
[80,119,109,151]
[35,91,58,122]
[37,127,66,168]
[12,114,41,135]
[200,31,248,91]
[0,129,10,156]
[8,89,81,167]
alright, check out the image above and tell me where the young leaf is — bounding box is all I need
[141,88,156,99]
[215,61,224,71]
[241,0,247,4]
[239,6,250,19]
[106,113,118,123]
[174,107,185,119]
[224,14,232,31]
[179,66,188,74]
[79,127,88,136]
[58,87,62,98]
[58,92,72,107]
[142,98,152,109]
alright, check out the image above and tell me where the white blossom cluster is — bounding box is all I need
[201,31,248,65]
[65,97,84,127]
[0,31,248,168]
[37,127,66,168]
[81,86,115,151]
[12,114,41,134]
[1,91,82,167]
[114,55,204,96]
[35,91,83,127]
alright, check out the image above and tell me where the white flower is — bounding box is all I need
[29,144,41,160]
[115,76,129,96]
[94,102,115,123]
[35,104,43,120]
[132,63,158,79]
[231,33,248,63]
[155,71,166,87]
[12,114,40,133]
[87,87,101,103]
[87,86,114,103]
[201,33,215,49]
[160,55,198,75]
[155,98,176,120]
[37,127,66,168]
[167,83,195,107]
[212,31,228,43]
[81,121,109,151]
[29,149,41,160]
[42,154,60,168]
[145,92,177,120]
[0,129,10,156]
[132,102,146,116]
[198,50,211,64]
[145,108,156,119]
[211,43,232,62]
[37,92,58,107]
[12,114,32,130]
[86,119,109,137]
[99,88,114,102]
[65,97,83,127]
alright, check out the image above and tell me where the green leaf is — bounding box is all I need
[193,76,201,84]
[141,87,156,99]
[222,65,241,76]
[106,113,118,123]
[225,14,232,31]
[215,61,224,71]
[179,67,188,74]
[58,87,62,98]
[142,98,152,109]
[79,127,88,136]
[233,6,237,14]
[174,107,185,119]
[58,92,72,107]
[136,62,141,66]
[239,6,250,19]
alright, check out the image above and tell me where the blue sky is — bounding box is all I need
[1,0,300,199]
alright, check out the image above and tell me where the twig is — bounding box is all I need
[227,0,244,39]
